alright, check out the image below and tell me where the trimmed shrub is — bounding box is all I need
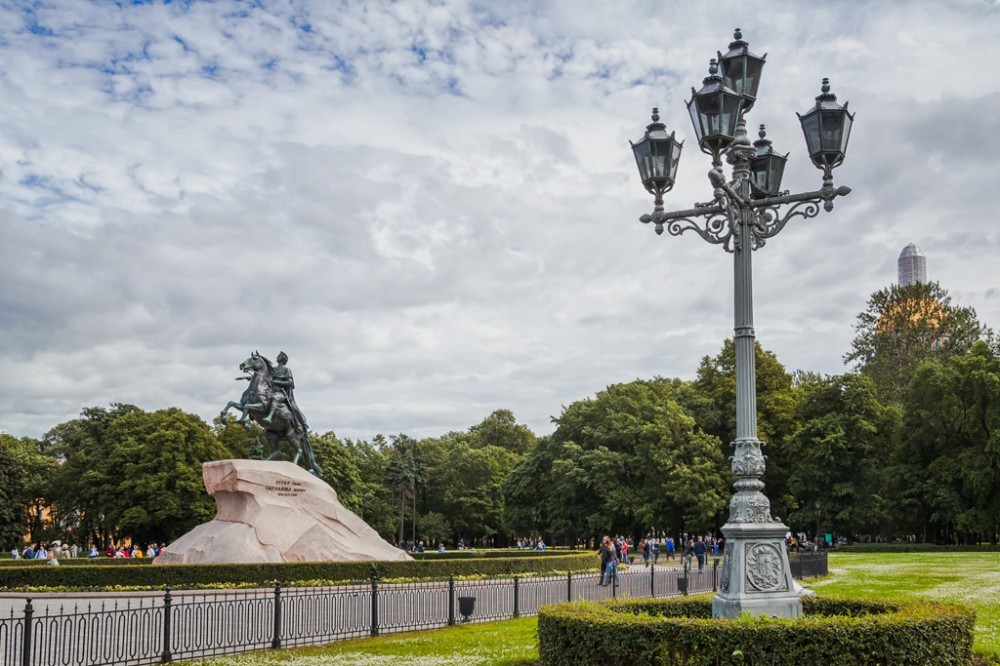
[0,558,154,567]
[410,548,578,560]
[0,552,597,590]
[538,594,975,666]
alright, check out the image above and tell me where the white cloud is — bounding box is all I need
[1,0,999,440]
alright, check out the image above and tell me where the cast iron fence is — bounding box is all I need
[788,552,829,579]
[1,553,826,666]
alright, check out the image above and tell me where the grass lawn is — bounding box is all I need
[198,551,1000,665]
[810,551,1000,660]
[198,617,539,666]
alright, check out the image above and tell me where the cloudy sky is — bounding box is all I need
[2,0,998,442]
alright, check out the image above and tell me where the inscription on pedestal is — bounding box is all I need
[745,543,788,593]
[264,480,307,497]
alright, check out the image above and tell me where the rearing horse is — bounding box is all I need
[221,351,323,477]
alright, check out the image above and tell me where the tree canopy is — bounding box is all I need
[845,281,985,404]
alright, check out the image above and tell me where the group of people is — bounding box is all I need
[596,533,725,584]
[400,540,447,553]
[105,543,164,558]
[514,537,547,550]
[11,540,80,561]
[10,541,165,561]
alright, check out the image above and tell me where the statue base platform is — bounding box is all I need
[712,521,802,619]
[155,459,411,564]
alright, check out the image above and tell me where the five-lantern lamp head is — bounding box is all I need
[632,29,852,202]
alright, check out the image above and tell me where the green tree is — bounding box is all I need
[896,342,1000,544]
[0,441,27,547]
[506,379,728,545]
[310,431,364,514]
[785,373,897,538]
[212,418,265,459]
[345,437,396,540]
[845,281,984,404]
[48,404,229,547]
[418,511,451,546]
[0,433,58,543]
[468,409,536,454]
[503,435,561,540]
[46,404,142,547]
[421,435,513,544]
[693,340,799,520]
[385,434,423,546]
[104,407,230,545]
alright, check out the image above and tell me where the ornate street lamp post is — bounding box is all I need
[630,29,854,619]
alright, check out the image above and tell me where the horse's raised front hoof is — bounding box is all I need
[219,413,228,424]
[262,417,272,424]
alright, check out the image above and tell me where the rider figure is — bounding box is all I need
[264,351,308,429]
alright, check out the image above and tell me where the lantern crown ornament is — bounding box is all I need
[797,78,855,174]
[630,107,684,205]
[718,28,767,113]
[686,59,744,161]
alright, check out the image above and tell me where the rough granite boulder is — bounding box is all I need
[155,459,411,564]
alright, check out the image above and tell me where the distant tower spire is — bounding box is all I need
[898,243,927,286]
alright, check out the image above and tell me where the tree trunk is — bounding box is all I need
[398,494,405,547]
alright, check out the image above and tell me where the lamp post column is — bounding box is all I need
[712,121,801,619]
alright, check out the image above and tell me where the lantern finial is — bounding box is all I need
[708,58,719,77]
[651,107,660,122]
[758,124,766,140]
[733,27,742,41]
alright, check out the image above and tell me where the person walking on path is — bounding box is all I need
[694,536,708,571]
[599,536,618,586]
[683,539,695,570]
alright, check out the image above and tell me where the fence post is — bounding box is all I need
[566,571,572,602]
[713,558,720,592]
[611,570,617,599]
[683,561,689,596]
[650,563,655,598]
[370,575,379,637]
[448,576,455,626]
[161,588,172,663]
[513,576,520,619]
[21,599,33,666]
[272,582,282,649]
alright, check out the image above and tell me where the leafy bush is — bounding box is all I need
[0,552,597,590]
[538,594,975,665]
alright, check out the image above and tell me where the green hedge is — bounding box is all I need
[410,548,579,560]
[838,543,1000,553]
[538,595,975,666]
[0,557,154,567]
[0,552,597,590]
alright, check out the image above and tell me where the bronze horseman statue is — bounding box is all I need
[221,351,323,477]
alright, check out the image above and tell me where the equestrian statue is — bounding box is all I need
[221,351,323,477]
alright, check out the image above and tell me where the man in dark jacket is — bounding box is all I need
[694,536,708,570]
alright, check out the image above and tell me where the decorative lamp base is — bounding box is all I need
[712,521,802,619]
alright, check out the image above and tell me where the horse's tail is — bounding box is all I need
[301,431,324,478]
